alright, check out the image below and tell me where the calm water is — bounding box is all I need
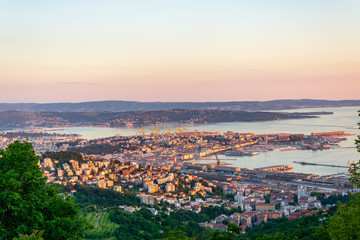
[51,106,360,176]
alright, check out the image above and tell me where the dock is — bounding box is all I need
[255,165,293,171]
[293,161,349,169]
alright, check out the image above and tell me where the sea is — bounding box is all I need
[49,106,360,176]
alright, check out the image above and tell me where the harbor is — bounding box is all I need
[34,106,360,176]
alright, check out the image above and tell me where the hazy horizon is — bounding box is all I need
[1,98,360,105]
[1,1,359,103]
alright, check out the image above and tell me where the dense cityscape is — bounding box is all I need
[2,0,360,239]
[0,126,357,238]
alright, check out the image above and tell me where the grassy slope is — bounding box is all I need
[84,211,119,240]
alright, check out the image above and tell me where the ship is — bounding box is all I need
[224,150,257,156]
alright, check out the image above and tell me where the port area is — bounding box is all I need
[185,164,354,192]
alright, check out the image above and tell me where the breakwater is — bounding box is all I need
[293,161,348,169]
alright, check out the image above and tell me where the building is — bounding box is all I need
[140,195,155,205]
[298,186,309,202]
[106,180,114,187]
[165,183,175,192]
[148,184,159,193]
[75,168,82,175]
[43,158,54,169]
[255,203,276,211]
[97,181,106,188]
[57,169,64,177]
[194,182,203,192]
[213,224,227,232]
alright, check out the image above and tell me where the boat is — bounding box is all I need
[224,150,257,156]
[280,148,299,152]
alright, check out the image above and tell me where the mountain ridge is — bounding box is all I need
[0,99,359,112]
[0,109,330,130]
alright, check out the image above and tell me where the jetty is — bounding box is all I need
[293,161,348,169]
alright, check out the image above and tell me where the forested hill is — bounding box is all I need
[0,109,329,130]
[0,99,359,112]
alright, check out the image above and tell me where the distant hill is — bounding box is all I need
[0,109,330,130]
[0,99,359,112]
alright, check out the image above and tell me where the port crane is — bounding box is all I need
[137,125,146,136]
[176,126,182,134]
[152,125,160,136]
[197,154,222,166]
[166,125,171,135]
[348,160,355,169]
[214,153,220,166]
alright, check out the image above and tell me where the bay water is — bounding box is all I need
[51,107,360,176]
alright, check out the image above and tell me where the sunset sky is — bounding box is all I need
[1,0,359,103]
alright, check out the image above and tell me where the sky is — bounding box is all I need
[0,0,360,103]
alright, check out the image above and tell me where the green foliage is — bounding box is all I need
[160,226,196,240]
[349,110,360,187]
[200,205,242,220]
[293,193,298,204]
[84,207,212,240]
[253,232,291,240]
[264,194,270,204]
[109,208,161,240]
[327,193,360,239]
[324,110,360,239]
[0,141,89,240]
[209,230,236,240]
[314,225,330,240]
[199,179,209,187]
[42,151,84,167]
[160,222,211,240]
[176,179,187,193]
[160,210,209,229]
[71,183,212,240]
[198,222,241,240]
[300,111,360,240]
[311,192,351,206]
[12,230,44,240]
[83,211,119,239]
[225,194,235,200]
[238,215,326,240]
[55,140,81,148]
[212,186,224,197]
[227,222,241,235]
[275,203,281,210]
[71,184,140,208]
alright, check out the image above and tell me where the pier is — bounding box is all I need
[255,165,294,171]
[293,161,349,169]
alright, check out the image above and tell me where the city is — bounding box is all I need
[1,128,354,236]
[1,0,360,239]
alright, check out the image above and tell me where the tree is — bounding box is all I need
[255,232,291,240]
[160,226,195,240]
[226,222,241,235]
[326,110,360,239]
[275,203,281,210]
[12,230,44,240]
[349,110,360,187]
[265,194,270,203]
[327,194,360,239]
[0,141,89,239]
